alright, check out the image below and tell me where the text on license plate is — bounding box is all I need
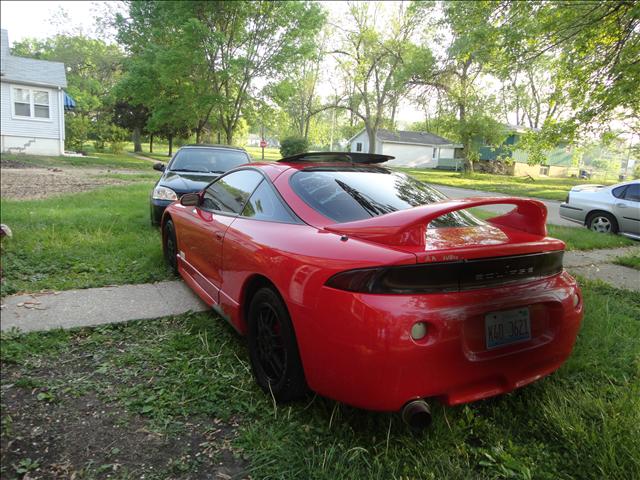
[485,307,531,349]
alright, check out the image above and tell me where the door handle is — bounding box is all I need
[215,232,224,239]
[615,203,627,208]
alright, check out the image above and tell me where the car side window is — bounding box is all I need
[612,185,627,199]
[201,170,263,214]
[622,184,640,202]
[241,180,298,223]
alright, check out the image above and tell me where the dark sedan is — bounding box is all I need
[150,144,251,225]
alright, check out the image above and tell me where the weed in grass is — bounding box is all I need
[614,252,640,270]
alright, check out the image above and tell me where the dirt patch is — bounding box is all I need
[0,168,132,200]
[1,359,249,479]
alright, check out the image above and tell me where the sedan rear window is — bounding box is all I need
[290,168,484,228]
[170,148,249,173]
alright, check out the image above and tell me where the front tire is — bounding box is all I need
[247,287,307,402]
[587,212,618,234]
[163,219,179,275]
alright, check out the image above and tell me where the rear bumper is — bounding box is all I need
[559,203,586,225]
[292,271,583,411]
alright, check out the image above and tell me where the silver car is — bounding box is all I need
[559,180,640,239]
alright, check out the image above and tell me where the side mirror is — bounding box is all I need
[180,192,200,206]
[153,162,166,172]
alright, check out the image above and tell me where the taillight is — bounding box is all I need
[325,251,564,294]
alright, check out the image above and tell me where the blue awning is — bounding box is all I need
[64,92,76,111]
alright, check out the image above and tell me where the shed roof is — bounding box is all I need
[0,29,67,88]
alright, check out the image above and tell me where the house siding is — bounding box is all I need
[1,82,65,155]
[1,82,62,139]
[349,130,370,153]
[381,143,438,168]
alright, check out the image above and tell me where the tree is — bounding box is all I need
[411,1,504,172]
[115,1,325,146]
[497,1,640,143]
[334,2,433,153]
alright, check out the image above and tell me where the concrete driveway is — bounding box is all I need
[431,184,578,228]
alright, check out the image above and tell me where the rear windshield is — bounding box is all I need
[170,148,249,173]
[290,168,484,228]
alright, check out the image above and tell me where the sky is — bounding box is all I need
[0,0,431,126]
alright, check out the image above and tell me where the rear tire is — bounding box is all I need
[247,287,307,402]
[587,212,618,234]
[163,219,179,275]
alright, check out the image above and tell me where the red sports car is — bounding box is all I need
[161,152,583,429]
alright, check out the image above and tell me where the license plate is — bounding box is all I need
[485,308,531,349]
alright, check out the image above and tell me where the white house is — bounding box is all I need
[348,128,463,169]
[1,29,68,156]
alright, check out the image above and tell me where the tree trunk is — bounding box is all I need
[366,125,377,154]
[195,127,201,144]
[225,125,233,145]
[132,127,142,153]
[459,102,474,174]
[168,135,173,157]
[149,134,153,153]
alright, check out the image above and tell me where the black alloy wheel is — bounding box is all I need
[163,219,179,274]
[248,287,307,402]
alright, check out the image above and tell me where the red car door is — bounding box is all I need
[184,169,264,304]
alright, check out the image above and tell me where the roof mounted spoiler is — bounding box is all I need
[325,197,548,247]
[278,152,394,164]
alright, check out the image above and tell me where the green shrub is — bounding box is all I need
[109,141,125,154]
[280,136,309,157]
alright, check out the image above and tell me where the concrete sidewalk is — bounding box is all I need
[432,184,576,228]
[1,281,208,333]
[1,246,638,334]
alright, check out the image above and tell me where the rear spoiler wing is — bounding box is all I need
[324,197,547,247]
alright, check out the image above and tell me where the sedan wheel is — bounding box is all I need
[248,287,307,402]
[587,213,618,234]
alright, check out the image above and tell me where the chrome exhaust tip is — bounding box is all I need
[401,399,432,432]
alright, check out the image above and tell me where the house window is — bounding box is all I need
[539,165,550,176]
[13,88,31,116]
[34,90,50,118]
[356,142,363,152]
[432,148,437,159]
[12,87,50,119]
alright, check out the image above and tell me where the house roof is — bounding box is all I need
[0,29,67,88]
[376,129,459,146]
[348,128,461,147]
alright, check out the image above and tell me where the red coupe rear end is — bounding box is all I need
[162,154,583,423]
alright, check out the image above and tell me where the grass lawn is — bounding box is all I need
[0,182,173,296]
[1,152,154,171]
[244,146,281,161]
[1,280,638,479]
[614,252,640,270]
[401,168,617,202]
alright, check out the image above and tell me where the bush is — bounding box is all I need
[280,136,309,157]
[109,141,125,154]
[65,114,90,151]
